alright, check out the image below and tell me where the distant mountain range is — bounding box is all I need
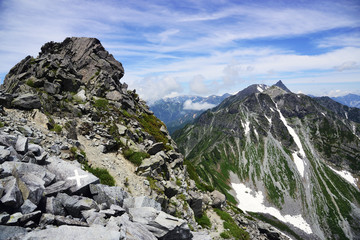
[149,93,230,134]
[331,94,360,108]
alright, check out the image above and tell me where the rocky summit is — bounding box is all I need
[0,37,288,240]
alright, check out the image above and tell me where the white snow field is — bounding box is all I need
[232,182,313,234]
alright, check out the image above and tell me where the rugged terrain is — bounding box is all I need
[174,81,360,240]
[0,37,290,240]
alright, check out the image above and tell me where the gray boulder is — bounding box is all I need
[57,193,99,218]
[18,173,45,205]
[15,135,28,154]
[123,196,161,211]
[44,81,61,94]
[22,225,121,240]
[46,157,99,194]
[46,196,66,216]
[129,207,193,239]
[1,177,23,208]
[0,225,27,240]
[12,93,41,109]
[106,90,122,101]
[210,190,226,208]
[20,199,38,214]
[107,214,157,240]
[44,180,70,196]
[188,190,203,218]
[0,134,17,148]
[90,184,128,207]
[0,148,11,163]
[147,142,164,155]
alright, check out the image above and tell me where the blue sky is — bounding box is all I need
[0,0,359,102]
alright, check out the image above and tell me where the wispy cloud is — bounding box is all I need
[0,0,359,99]
[183,100,216,111]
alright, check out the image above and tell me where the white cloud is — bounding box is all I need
[190,75,212,95]
[317,33,360,48]
[334,61,359,71]
[183,100,216,111]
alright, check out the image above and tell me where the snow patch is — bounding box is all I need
[257,86,264,93]
[265,115,272,124]
[345,112,348,119]
[328,166,357,187]
[276,105,305,177]
[244,120,250,135]
[232,183,313,234]
[321,112,325,116]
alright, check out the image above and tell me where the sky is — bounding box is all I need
[0,0,359,102]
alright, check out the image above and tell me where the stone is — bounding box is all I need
[0,148,11,163]
[35,151,48,165]
[28,144,43,156]
[74,89,87,102]
[7,212,23,225]
[0,134,17,148]
[106,90,122,101]
[18,125,33,137]
[18,173,45,205]
[21,225,121,240]
[192,231,212,240]
[0,212,10,224]
[12,93,41,109]
[15,162,56,186]
[147,142,164,155]
[188,190,203,218]
[39,213,55,228]
[137,151,166,172]
[210,190,226,208]
[258,222,282,240]
[0,225,27,240]
[44,180,70,196]
[18,210,42,226]
[116,124,127,135]
[164,181,179,199]
[110,204,126,216]
[81,209,107,226]
[15,135,28,154]
[54,215,89,227]
[57,193,99,218]
[20,199,38,214]
[108,214,157,240]
[46,196,66,216]
[90,184,128,208]
[123,196,161,211]
[1,177,24,208]
[46,157,99,194]
[129,207,192,239]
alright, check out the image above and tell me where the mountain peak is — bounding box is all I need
[274,80,291,93]
[3,37,124,96]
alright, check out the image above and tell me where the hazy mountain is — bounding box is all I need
[150,93,231,134]
[174,82,360,239]
[332,94,360,108]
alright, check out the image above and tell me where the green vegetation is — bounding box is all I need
[146,176,163,194]
[123,148,150,166]
[0,122,4,128]
[83,162,115,186]
[195,212,212,229]
[214,208,249,240]
[94,98,109,110]
[122,109,131,118]
[220,231,231,239]
[51,124,62,134]
[184,159,214,192]
[25,79,35,87]
[137,113,172,151]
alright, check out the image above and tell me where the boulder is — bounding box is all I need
[147,142,164,155]
[210,190,226,208]
[0,148,11,163]
[0,134,17,148]
[74,89,87,102]
[15,135,28,154]
[54,215,89,227]
[12,93,41,109]
[18,126,33,137]
[46,157,99,194]
[0,225,27,240]
[46,196,66,216]
[108,214,157,240]
[164,181,179,199]
[106,90,122,101]
[81,209,107,226]
[129,207,192,239]
[7,212,23,225]
[1,177,23,208]
[57,193,99,218]
[44,180,70,196]
[17,173,45,205]
[188,190,203,218]
[20,199,38,214]
[18,210,42,226]
[137,151,166,172]
[123,196,161,211]
[44,81,61,94]
[89,184,128,208]
[22,225,121,240]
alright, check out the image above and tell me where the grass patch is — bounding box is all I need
[25,79,35,87]
[51,124,62,134]
[214,208,249,240]
[123,148,150,166]
[83,162,115,186]
[0,122,4,128]
[94,98,109,110]
[195,212,212,229]
[147,176,163,194]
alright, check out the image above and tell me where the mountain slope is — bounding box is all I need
[150,94,230,134]
[174,84,360,240]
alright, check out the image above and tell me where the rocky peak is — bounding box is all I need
[2,37,125,98]
[273,80,291,93]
